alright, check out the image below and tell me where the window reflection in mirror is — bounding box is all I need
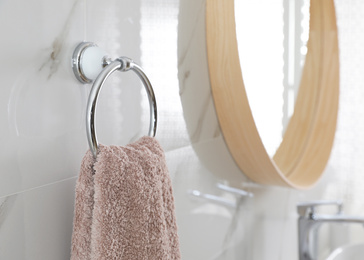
[235,0,309,156]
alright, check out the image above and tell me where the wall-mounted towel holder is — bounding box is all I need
[72,42,157,158]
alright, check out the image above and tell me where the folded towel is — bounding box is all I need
[71,136,181,260]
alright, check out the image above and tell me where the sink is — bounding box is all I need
[326,243,364,260]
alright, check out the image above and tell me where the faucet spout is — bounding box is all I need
[313,215,364,224]
[297,201,364,260]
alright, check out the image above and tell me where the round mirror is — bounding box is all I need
[206,0,339,189]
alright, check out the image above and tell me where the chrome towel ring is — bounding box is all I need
[87,57,157,157]
[72,42,157,158]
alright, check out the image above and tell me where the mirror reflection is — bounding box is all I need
[235,0,310,155]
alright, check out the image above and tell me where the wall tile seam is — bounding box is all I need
[0,176,78,200]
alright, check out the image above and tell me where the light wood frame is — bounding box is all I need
[206,0,339,189]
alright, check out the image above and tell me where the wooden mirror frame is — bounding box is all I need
[206,0,339,189]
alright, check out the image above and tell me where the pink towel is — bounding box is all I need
[71,136,181,259]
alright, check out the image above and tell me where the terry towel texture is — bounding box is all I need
[71,136,181,260]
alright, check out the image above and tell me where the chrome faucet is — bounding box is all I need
[297,200,364,260]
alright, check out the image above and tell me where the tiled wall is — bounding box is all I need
[1,0,364,259]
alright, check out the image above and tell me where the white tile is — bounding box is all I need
[0,178,76,260]
[0,0,86,197]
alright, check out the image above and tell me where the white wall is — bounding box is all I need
[1,0,364,259]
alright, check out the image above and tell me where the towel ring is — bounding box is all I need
[86,57,157,158]
[72,42,157,158]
